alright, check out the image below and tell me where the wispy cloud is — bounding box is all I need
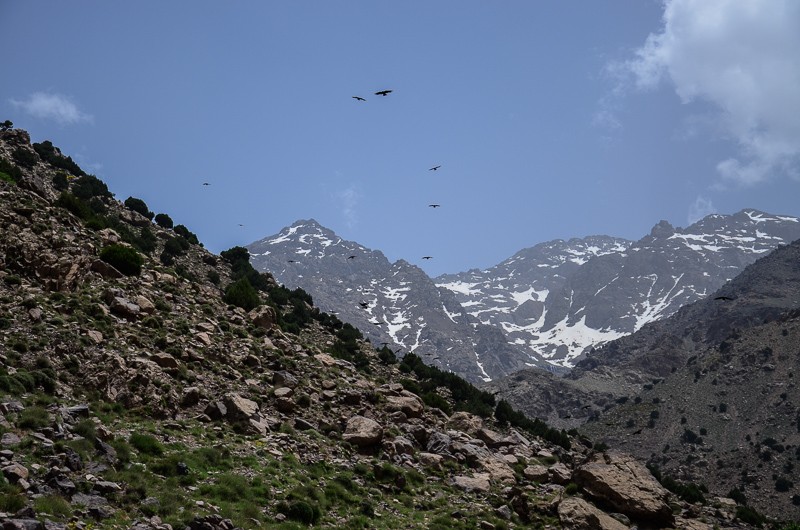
[10,92,92,125]
[619,0,800,186]
[687,196,716,224]
[335,186,360,229]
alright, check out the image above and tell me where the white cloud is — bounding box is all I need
[335,186,360,229]
[10,92,92,125]
[687,196,716,224]
[625,0,800,186]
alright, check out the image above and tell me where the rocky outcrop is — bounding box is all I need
[574,451,673,525]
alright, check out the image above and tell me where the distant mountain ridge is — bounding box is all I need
[248,210,800,382]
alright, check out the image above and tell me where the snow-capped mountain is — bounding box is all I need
[437,209,800,367]
[246,220,548,383]
[248,209,800,382]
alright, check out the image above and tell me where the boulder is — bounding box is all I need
[523,464,549,482]
[451,473,491,493]
[249,306,277,330]
[573,451,673,525]
[448,411,483,434]
[558,497,629,530]
[385,393,424,418]
[343,415,383,447]
[222,393,259,421]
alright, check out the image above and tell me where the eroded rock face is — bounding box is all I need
[343,415,383,447]
[249,306,277,330]
[573,451,673,525]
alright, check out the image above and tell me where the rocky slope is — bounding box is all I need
[0,127,767,528]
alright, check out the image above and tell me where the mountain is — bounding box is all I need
[484,233,800,519]
[437,211,800,368]
[249,213,800,384]
[246,220,548,384]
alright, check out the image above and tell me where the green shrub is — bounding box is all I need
[99,244,143,276]
[735,505,766,526]
[280,499,320,525]
[174,224,199,245]
[33,494,72,518]
[0,158,22,183]
[129,433,164,456]
[32,140,86,176]
[224,278,261,311]
[12,147,37,168]
[154,213,173,229]
[72,174,111,200]
[17,406,50,430]
[124,196,154,220]
[0,483,26,512]
[728,487,747,505]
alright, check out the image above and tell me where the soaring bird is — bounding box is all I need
[238,224,244,227]
[287,259,297,263]
[374,90,393,96]
[428,204,441,208]
[347,255,356,260]
[429,165,441,171]
[202,182,210,186]
[371,321,384,325]
[714,296,735,301]
[422,256,433,260]
[352,96,366,101]
[359,302,370,308]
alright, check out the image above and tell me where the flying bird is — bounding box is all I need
[371,321,384,325]
[238,224,244,227]
[422,256,433,260]
[359,302,370,308]
[347,255,356,260]
[374,90,393,96]
[287,259,297,263]
[714,296,735,301]
[202,182,210,186]
[429,165,441,171]
[352,96,366,101]
[428,204,441,208]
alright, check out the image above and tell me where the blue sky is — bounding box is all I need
[3,1,799,276]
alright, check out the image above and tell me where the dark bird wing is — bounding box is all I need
[375,90,393,96]
[429,165,441,171]
[347,255,356,259]
[422,256,433,260]
[352,96,366,101]
[428,204,440,208]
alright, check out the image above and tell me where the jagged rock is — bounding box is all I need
[98,228,121,245]
[417,452,444,469]
[181,387,201,407]
[195,331,212,346]
[477,427,511,448]
[451,473,491,493]
[273,371,298,389]
[523,464,549,482]
[478,456,516,484]
[119,208,151,227]
[151,352,180,370]
[2,519,44,530]
[275,397,295,413]
[558,497,628,530]
[273,387,293,399]
[222,393,259,421]
[448,411,484,434]
[108,296,140,320]
[294,418,317,431]
[135,295,156,314]
[249,306,277,330]
[86,330,104,344]
[385,392,424,418]
[315,353,337,366]
[204,401,227,421]
[91,259,123,279]
[2,462,29,482]
[549,462,572,485]
[343,415,383,447]
[1,433,21,446]
[243,354,261,368]
[573,451,673,525]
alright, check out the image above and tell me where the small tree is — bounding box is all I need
[224,278,261,311]
[154,213,173,229]
[72,174,112,200]
[99,244,144,276]
[124,196,155,220]
[0,120,12,131]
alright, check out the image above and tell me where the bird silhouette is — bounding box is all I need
[359,302,370,308]
[422,256,433,260]
[428,204,441,208]
[202,182,210,186]
[374,90,393,96]
[287,259,297,263]
[238,224,244,227]
[371,321,384,325]
[429,165,441,171]
[352,96,366,101]
[714,296,735,301]
[347,255,356,260]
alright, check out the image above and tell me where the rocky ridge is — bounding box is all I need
[0,128,764,528]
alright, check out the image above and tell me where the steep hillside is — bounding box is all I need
[0,127,762,529]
